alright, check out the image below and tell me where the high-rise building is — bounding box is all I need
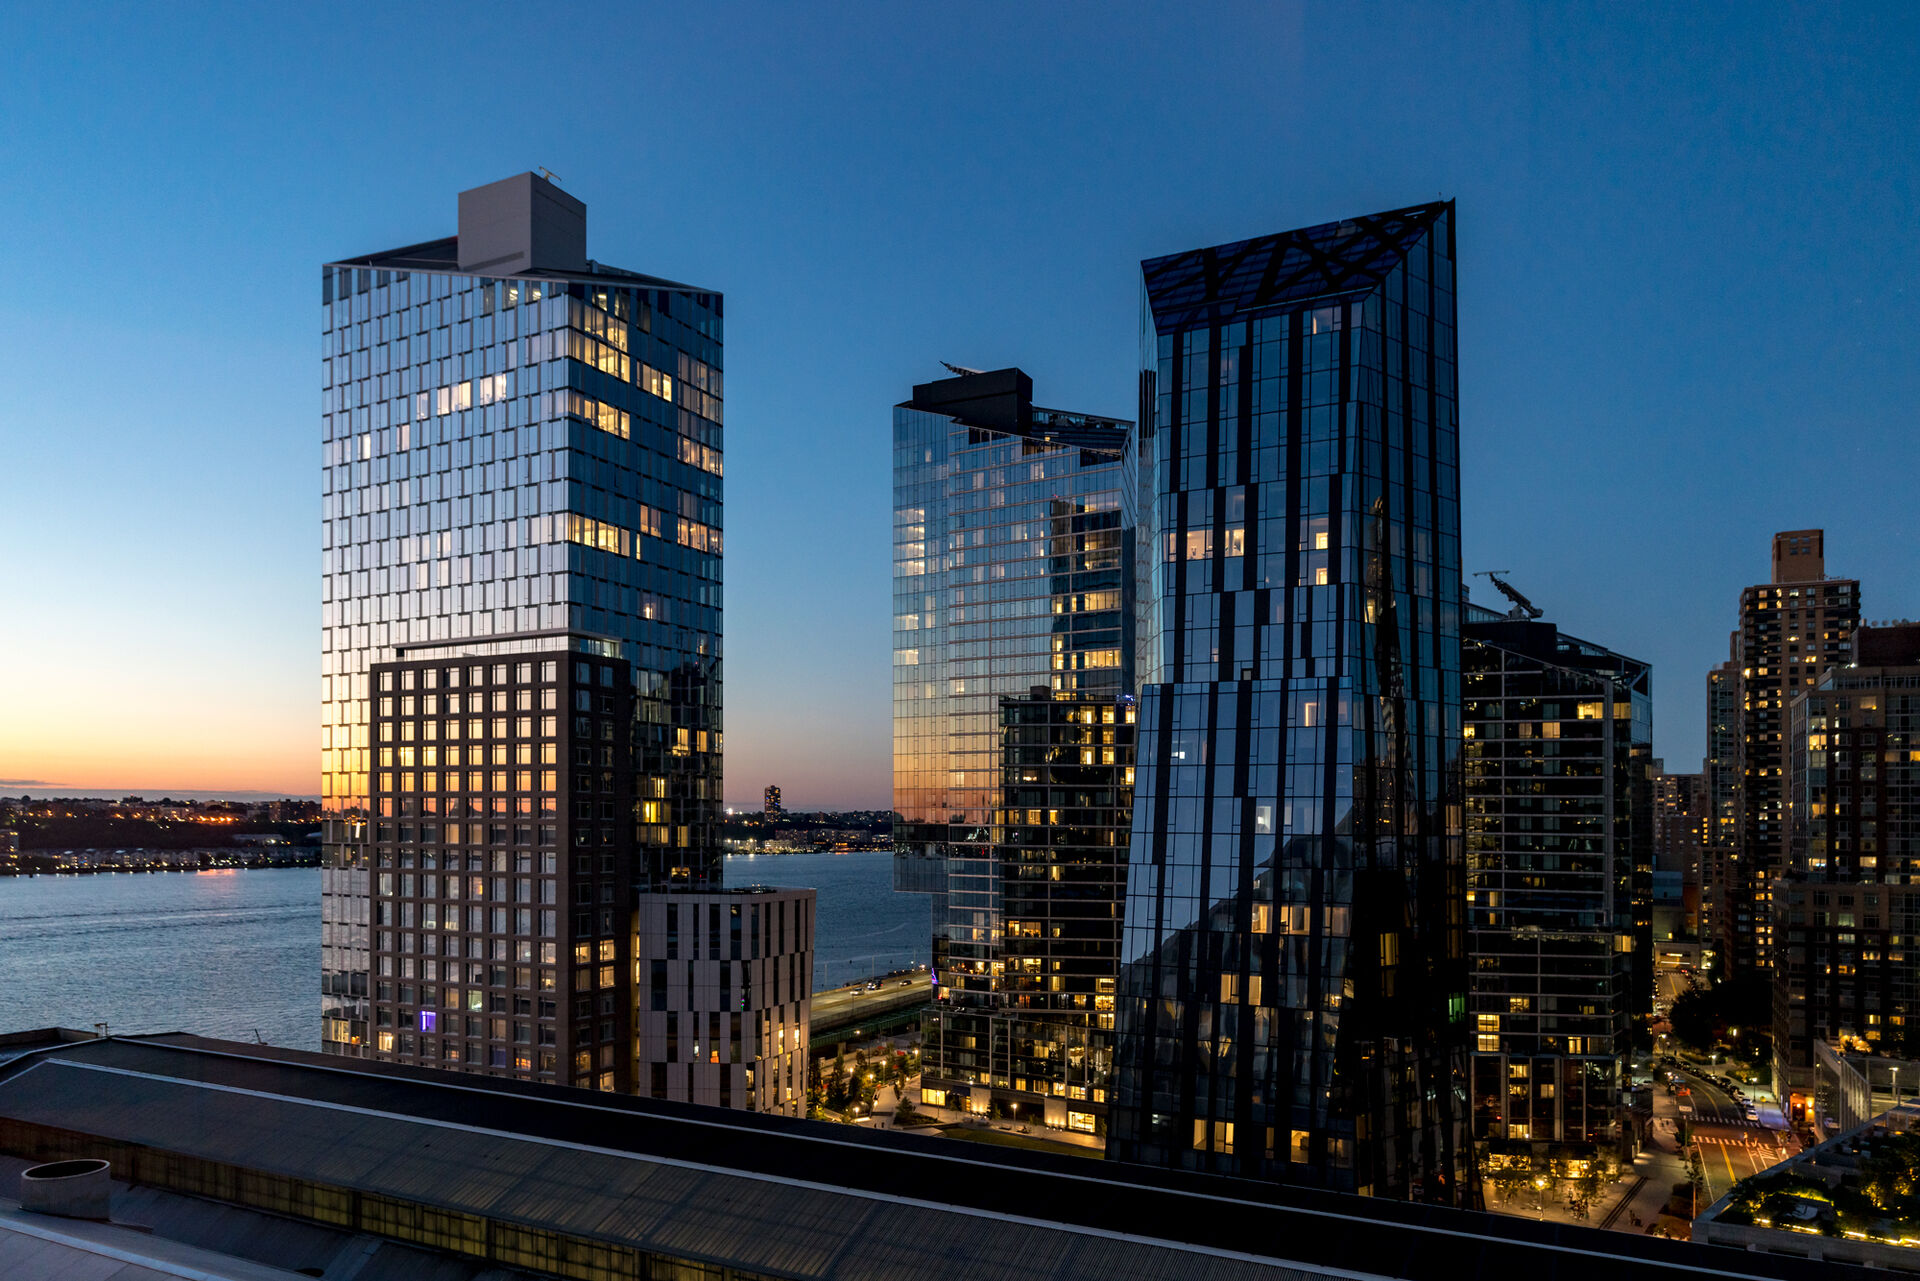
[1702,645,1743,962]
[1727,531,1859,972]
[1108,203,1472,1203]
[919,684,1136,1131]
[1462,605,1651,1148]
[1652,770,1707,876]
[763,784,781,819]
[1652,766,1708,940]
[366,649,634,1084]
[319,173,726,1087]
[891,367,1137,1129]
[1774,623,1920,1116]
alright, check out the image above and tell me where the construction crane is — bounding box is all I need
[1474,570,1543,621]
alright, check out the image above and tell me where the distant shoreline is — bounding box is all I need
[2,856,319,877]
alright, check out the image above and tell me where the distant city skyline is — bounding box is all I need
[2,6,1916,809]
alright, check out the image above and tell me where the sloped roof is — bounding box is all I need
[1142,202,1451,332]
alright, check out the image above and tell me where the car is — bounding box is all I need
[864,980,882,991]
[1746,1107,1760,1121]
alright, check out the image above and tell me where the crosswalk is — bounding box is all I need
[1689,1116,1778,1132]
[1693,1133,1791,1157]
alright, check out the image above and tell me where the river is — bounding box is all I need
[0,852,925,1052]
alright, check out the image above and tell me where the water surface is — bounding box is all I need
[0,851,924,1050]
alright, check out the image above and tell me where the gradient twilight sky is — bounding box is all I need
[0,4,1915,809]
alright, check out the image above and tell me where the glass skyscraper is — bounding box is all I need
[319,174,723,1079]
[892,368,1138,1126]
[1108,204,1472,1204]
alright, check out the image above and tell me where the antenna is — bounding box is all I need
[1473,570,1544,621]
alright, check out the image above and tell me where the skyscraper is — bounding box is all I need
[1652,770,1707,877]
[763,784,781,819]
[1702,646,1743,962]
[1108,203,1471,1203]
[1727,530,1859,972]
[1774,623,1920,1117]
[891,367,1138,1127]
[319,173,725,1086]
[1463,604,1651,1148]
[1651,766,1708,942]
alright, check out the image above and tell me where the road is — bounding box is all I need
[1648,958,1803,1206]
[1686,1120,1795,1202]
[811,974,931,1039]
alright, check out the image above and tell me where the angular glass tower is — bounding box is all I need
[892,368,1137,1126]
[319,174,723,1068]
[1108,204,1471,1203]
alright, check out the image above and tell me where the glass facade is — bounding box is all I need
[1108,204,1472,1204]
[320,176,722,1068]
[1462,607,1651,1148]
[891,368,1137,1124]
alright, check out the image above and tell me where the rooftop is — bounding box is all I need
[0,1030,1881,1281]
[327,171,714,297]
[900,367,1130,458]
[1697,1103,1920,1265]
[1142,200,1452,332]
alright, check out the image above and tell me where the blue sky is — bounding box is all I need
[0,3,1914,807]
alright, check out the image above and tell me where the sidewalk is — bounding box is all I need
[1483,1076,1698,1237]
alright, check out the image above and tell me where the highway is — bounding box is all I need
[810,972,932,1042]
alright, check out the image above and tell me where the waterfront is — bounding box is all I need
[727,850,928,990]
[0,852,923,1051]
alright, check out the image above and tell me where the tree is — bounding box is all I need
[1670,988,1721,1052]
[894,1093,919,1124]
[1859,1133,1920,1220]
[824,1050,849,1112]
[1486,1164,1530,1203]
[1572,1157,1614,1217]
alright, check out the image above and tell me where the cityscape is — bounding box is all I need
[1,7,1916,1280]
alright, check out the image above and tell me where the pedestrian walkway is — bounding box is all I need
[1693,1133,1790,1152]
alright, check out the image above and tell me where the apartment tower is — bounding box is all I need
[320,174,725,1092]
[1774,623,1920,1116]
[1463,604,1652,1148]
[1107,203,1472,1203]
[892,367,1138,1129]
[1728,531,1859,972]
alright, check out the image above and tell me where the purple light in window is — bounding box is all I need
[419,1011,437,1033]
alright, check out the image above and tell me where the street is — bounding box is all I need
[810,972,932,1038]
[1484,956,1800,1238]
